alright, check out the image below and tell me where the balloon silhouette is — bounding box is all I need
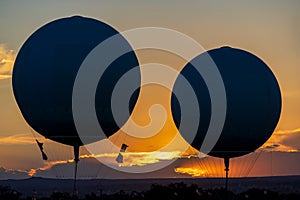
[13,16,140,192]
[172,46,281,159]
[12,16,140,148]
[172,46,281,190]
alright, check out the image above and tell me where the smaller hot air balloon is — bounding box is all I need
[172,46,281,189]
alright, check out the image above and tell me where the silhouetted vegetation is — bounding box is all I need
[0,185,20,200]
[1,182,300,200]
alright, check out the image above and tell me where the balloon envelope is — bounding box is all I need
[13,16,140,147]
[172,47,281,158]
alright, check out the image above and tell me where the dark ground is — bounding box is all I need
[0,176,299,199]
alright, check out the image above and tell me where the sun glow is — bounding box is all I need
[27,151,183,176]
[0,44,15,79]
[174,167,208,177]
[287,149,298,153]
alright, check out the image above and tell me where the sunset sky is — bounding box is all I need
[0,0,300,179]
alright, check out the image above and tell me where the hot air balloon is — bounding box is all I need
[171,46,281,189]
[12,16,140,190]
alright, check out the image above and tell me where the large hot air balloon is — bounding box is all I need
[12,16,140,189]
[171,46,281,188]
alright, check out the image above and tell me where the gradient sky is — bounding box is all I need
[0,0,300,179]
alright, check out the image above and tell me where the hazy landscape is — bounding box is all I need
[1,176,299,198]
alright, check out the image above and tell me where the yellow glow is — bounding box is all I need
[0,74,12,79]
[287,149,298,153]
[118,151,182,167]
[0,44,15,79]
[0,134,36,145]
[274,128,300,135]
[28,169,36,176]
[148,151,181,160]
[28,151,183,176]
[79,154,96,159]
[175,167,208,177]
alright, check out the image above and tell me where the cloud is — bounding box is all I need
[264,144,281,149]
[0,44,16,79]
[174,167,207,177]
[31,154,216,180]
[0,167,30,180]
[28,160,73,178]
[274,128,300,135]
[262,128,300,152]
[1,130,299,179]
[280,132,300,151]
[0,133,36,145]
[115,151,182,167]
[28,151,184,179]
[4,150,300,179]
[174,151,300,178]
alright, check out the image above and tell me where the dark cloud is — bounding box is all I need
[264,144,280,149]
[0,167,30,180]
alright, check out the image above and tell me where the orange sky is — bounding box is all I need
[0,1,299,179]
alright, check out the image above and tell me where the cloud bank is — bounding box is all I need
[0,133,36,145]
[0,167,29,180]
[263,128,300,152]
